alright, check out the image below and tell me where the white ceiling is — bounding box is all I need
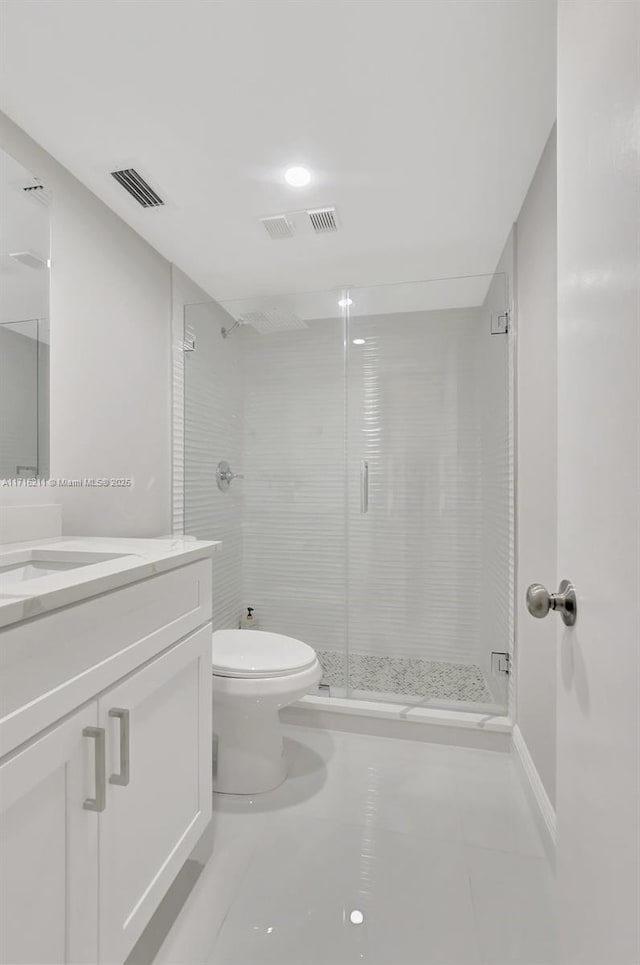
[0,0,556,302]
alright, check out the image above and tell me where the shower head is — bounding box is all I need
[220,308,306,337]
[9,250,48,269]
[220,319,243,339]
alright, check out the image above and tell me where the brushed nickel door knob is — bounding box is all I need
[526,580,577,627]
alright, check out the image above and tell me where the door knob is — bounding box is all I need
[526,580,577,626]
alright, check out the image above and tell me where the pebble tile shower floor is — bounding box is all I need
[316,650,494,704]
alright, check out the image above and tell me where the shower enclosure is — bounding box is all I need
[181,272,513,716]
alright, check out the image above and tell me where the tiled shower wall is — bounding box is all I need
[241,320,346,651]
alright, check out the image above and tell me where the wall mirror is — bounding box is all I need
[0,147,50,479]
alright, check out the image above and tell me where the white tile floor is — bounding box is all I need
[159,724,556,965]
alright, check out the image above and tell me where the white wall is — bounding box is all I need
[514,129,557,805]
[0,111,173,536]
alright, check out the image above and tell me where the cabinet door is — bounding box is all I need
[98,624,212,964]
[0,704,99,964]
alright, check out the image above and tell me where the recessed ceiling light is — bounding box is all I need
[350,910,364,925]
[284,166,311,187]
[352,338,366,345]
[338,297,353,308]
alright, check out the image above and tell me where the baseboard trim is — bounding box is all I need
[512,724,556,863]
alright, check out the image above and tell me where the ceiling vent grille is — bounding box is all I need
[110,168,164,208]
[260,214,294,240]
[307,206,339,234]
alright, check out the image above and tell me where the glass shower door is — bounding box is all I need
[182,274,512,714]
[345,274,512,712]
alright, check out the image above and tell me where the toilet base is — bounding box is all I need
[211,656,321,795]
[213,702,287,795]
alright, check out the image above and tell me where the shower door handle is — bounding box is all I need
[360,461,369,513]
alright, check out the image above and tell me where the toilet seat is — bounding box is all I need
[211,629,317,679]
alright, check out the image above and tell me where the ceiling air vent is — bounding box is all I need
[110,168,164,208]
[260,214,294,240]
[307,206,339,234]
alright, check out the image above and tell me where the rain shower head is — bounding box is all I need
[220,308,306,337]
[9,250,48,269]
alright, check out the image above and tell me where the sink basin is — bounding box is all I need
[0,549,132,584]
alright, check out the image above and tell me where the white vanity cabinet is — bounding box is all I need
[0,702,100,965]
[98,624,211,964]
[0,551,214,965]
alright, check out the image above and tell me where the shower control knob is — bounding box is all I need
[216,460,244,492]
[526,580,577,627]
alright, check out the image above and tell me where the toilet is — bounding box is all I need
[211,629,322,794]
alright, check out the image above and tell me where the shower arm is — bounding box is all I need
[221,320,242,339]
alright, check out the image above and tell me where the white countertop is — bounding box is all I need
[0,535,220,629]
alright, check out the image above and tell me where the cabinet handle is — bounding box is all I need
[109,708,130,786]
[82,727,106,812]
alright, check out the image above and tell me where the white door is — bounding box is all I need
[0,703,99,965]
[556,3,639,964]
[98,625,212,964]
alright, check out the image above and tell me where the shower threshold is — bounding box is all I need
[283,693,511,750]
[282,649,511,748]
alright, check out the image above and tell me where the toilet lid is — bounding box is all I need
[211,629,318,678]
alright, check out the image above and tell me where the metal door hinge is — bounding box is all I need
[491,652,511,676]
[491,311,510,335]
[183,334,196,352]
